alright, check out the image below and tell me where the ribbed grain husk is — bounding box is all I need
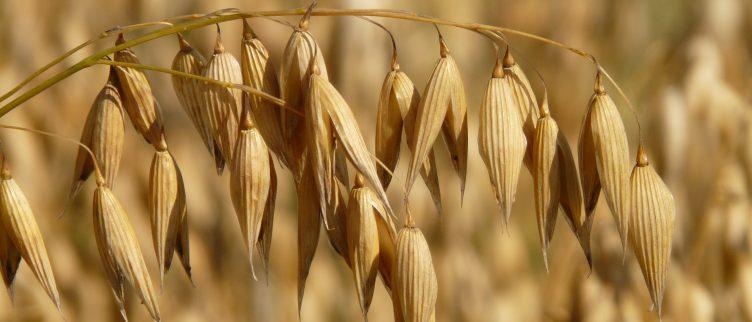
[399,73,443,214]
[628,148,675,317]
[502,50,540,170]
[533,110,560,271]
[395,224,438,322]
[309,71,395,219]
[174,170,192,282]
[581,76,631,251]
[346,176,383,318]
[0,224,20,299]
[325,186,350,265]
[229,110,271,281]
[405,42,461,200]
[113,34,164,145]
[375,69,405,188]
[374,207,402,321]
[297,161,321,313]
[171,35,219,166]
[478,68,527,227]
[93,185,159,321]
[439,45,468,199]
[0,166,61,310]
[201,32,242,169]
[280,30,328,179]
[306,70,336,227]
[148,141,187,284]
[257,153,276,277]
[240,21,288,168]
[69,68,125,203]
[556,132,591,267]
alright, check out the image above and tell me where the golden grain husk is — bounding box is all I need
[230,109,271,280]
[309,71,395,218]
[402,92,443,214]
[256,153,276,277]
[201,30,242,169]
[556,132,591,267]
[93,185,160,321]
[478,64,527,227]
[325,186,350,265]
[629,147,675,317]
[532,106,560,271]
[584,74,631,251]
[346,175,382,318]
[174,172,192,282]
[306,69,336,226]
[577,94,601,238]
[171,34,220,167]
[240,20,288,168]
[375,69,405,189]
[69,68,125,204]
[374,212,402,322]
[439,43,468,199]
[280,30,328,178]
[395,224,438,322]
[148,140,185,285]
[502,49,540,169]
[0,225,20,299]
[297,161,321,313]
[114,34,164,145]
[0,165,61,310]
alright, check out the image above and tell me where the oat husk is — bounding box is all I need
[346,175,382,318]
[532,100,560,271]
[297,161,321,314]
[395,222,437,322]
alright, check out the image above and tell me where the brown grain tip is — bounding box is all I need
[594,71,606,94]
[492,55,504,78]
[503,47,516,68]
[636,144,649,167]
[538,91,550,117]
[439,36,449,58]
[0,163,11,180]
[354,174,366,188]
[116,33,125,45]
[154,136,168,152]
[213,25,225,54]
[242,19,256,41]
[177,33,191,51]
[311,63,321,76]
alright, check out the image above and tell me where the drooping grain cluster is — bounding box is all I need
[0,7,679,322]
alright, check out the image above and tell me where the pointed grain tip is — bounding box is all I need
[594,71,606,94]
[177,33,191,51]
[116,33,125,45]
[242,19,256,41]
[213,25,225,54]
[636,144,649,166]
[503,47,516,67]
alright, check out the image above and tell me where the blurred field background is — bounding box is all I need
[0,0,751,321]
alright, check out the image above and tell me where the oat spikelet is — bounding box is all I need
[148,138,185,285]
[556,131,591,267]
[230,108,271,281]
[309,68,395,218]
[373,205,402,321]
[201,27,242,169]
[171,34,219,167]
[478,60,527,227]
[69,68,124,203]
[257,153,276,278]
[280,29,328,177]
[114,34,164,145]
[174,167,192,283]
[629,146,675,316]
[306,66,336,226]
[241,20,287,168]
[0,225,20,300]
[297,161,321,314]
[375,68,405,188]
[395,221,437,322]
[93,184,160,321]
[585,73,631,251]
[502,49,540,169]
[532,100,560,271]
[0,163,61,310]
[325,186,349,265]
[438,39,468,200]
[347,175,382,319]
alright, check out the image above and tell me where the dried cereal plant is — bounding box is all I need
[346,174,383,319]
[0,160,61,310]
[230,106,271,280]
[579,72,631,251]
[502,49,539,169]
[93,182,160,321]
[148,137,188,285]
[478,58,527,226]
[629,146,675,316]
[68,68,124,203]
[395,214,438,322]
[240,20,288,168]
[257,153,276,277]
[297,161,321,313]
[201,26,242,169]
[532,98,560,270]
[171,34,220,167]
[114,34,164,145]
[375,63,406,189]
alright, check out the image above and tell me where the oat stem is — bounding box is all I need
[0,7,630,120]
